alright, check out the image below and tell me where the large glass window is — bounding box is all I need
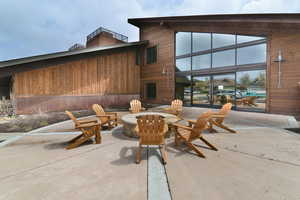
[212,33,235,48]
[192,54,210,70]
[237,44,266,65]
[176,57,191,72]
[176,32,266,70]
[176,32,191,56]
[175,32,267,111]
[212,73,236,106]
[175,75,191,106]
[237,35,265,44]
[236,70,266,110]
[212,49,235,68]
[192,33,211,52]
[192,76,210,105]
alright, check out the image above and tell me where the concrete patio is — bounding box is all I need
[0,107,300,200]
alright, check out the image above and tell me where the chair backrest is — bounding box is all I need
[219,103,232,116]
[130,99,142,113]
[136,115,166,144]
[65,110,80,127]
[190,110,212,139]
[171,99,183,110]
[92,104,105,115]
[216,103,232,124]
[225,95,232,103]
[247,96,257,103]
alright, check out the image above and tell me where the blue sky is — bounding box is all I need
[0,0,299,61]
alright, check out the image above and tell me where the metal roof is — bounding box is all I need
[0,41,147,69]
[128,13,300,27]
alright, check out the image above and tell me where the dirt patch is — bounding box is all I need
[0,104,162,133]
[0,110,94,133]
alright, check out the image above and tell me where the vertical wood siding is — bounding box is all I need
[14,49,140,97]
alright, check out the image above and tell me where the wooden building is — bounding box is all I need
[0,27,146,114]
[128,13,300,118]
[1,14,300,118]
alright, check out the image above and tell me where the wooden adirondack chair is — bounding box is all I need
[129,99,145,113]
[164,99,183,118]
[173,111,218,158]
[92,104,118,129]
[135,115,168,164]
[242,96,258,107]
[65,110,98,129]
[65,111,101,149]
[189,103,236,133]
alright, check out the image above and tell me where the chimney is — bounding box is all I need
[86,27,128,48]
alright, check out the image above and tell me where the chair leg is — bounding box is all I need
[68,133,83,143]
[199,137,218,151]
[215,123,236,133]
[160,145,167,164]
[136,144,142,164]
[208,121,218,133]
[95,126,101,144]
[66,136,90,150]
[174,132,180,146]
[185,141,206,158]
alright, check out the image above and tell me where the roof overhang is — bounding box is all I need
[0,40,148,78]
[0,40,148,69]
[128,13,300,27]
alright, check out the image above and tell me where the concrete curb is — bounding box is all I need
[148,147,172,200]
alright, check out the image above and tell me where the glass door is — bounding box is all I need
[192,76,211,105]
[212,74,236,107]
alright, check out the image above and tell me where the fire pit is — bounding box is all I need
[121,112,180,138]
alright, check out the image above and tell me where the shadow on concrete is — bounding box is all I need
[111,127,137,141]
[110,146,145,166]
[44,139,93,150]
[166,142,208,158]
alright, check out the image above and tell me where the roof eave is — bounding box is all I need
[0,40,148,69]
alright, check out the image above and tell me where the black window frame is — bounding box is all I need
[146,46,157,64]
[146,83,157,99]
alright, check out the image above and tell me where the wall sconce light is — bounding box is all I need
[274,50,285,88]
[162,66,167,75]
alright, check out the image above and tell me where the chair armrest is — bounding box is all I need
[77,122,101,128]
[211,114,225,118]
[96,114,112,118]
[172,123,193,131]
[78,119,98,124]
[187,120,196,124]
[106,112,117,115]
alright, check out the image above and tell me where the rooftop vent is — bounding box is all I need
[68,43,85,51]
[86,27,128,43]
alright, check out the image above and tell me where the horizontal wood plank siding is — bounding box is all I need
[140,25,175,104]
[268,32,300,117]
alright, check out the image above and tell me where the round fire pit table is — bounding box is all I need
[121,112,180,138]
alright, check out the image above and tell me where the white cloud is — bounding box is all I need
[240,0,300,13]
[0,0,299,61]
